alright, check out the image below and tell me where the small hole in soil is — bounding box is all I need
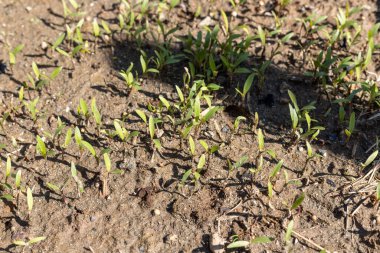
[333,207,344,219]
[190,211,199,223]
[166,199,176,214]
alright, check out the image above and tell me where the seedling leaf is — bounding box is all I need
[361,150,378,169]
[291,192,305,210]
[251,236,274,244]
[227,240,250,249]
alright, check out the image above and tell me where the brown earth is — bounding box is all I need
[0,0,379,253]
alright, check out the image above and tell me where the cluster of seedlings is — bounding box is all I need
[0,0,379,252]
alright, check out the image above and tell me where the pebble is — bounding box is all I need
[199,16,214,27]
[318,149,328,158]
[221,125,229,133]
[298,146,304,152]
[120,154,137,170]
[25,6,32,12]
[153,209,160,216]
[232,11,237,17]
[210,233,225,253]
[41,41,48,50]
[164,234,178,243]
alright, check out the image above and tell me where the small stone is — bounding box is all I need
[199,16,214,27]
[169,234,178,241]
[90,216,96,222]
[120,151,137,171]
[204,131,215,138]
[298,146,304,152]
[164,234,178,243]
[318,149,327,158]
[231,11,237,17]
[41,41,48,50]
[312,215,317,222]
[25,6,32,12]
[104,35,110,42]
[221,125,229,133]
[210,233,225,253]
[153,209,160,216]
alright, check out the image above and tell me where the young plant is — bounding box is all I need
[13,236,46,249]
[91,98,102,130]
[77,98,90,121]
[24,97,39,122]
[227,236,274,249]
[9,44,24,68]
[26,187,33,218]
[288,90,324,142]
[344,112,355,143]
[36,135,48,159]
[70,162,84,197]
[235,73,254,104]
[26,62,62,90]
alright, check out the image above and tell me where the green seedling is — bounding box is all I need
[119,63,141,92]
[344,112,355,143]
[36,135,48,159]
[235,73,254,103]
[278,0,293,12]
[268,159,284,195]
[288,90,324,142]
[180,153,207,187]
[140,53,159,76]
[148,115,162,151]
[152,45,183,72]
[361,150,378,170]
[24,97,39,122]
[227,155,248,178]
[74,126,97,161]
[291,192,305,211]
[62,127,73,149]
[91,98,102,129]
[169,0,180,10]
[234,116,246,134]
[268,160,284,198]
[46,182,63,196]
[14,170,22,206]
[9,44,24,67]
[227,236,274,249]
[285,220,294,245]
[26,187,33,218]
[26,62,62,90]
[62,0,84,21]
[4,156,11,183]
[13,236,46,249]
[101,152,111,197]
[71,162,84,197]
[77,98,89,120]
[303,141,321,172]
